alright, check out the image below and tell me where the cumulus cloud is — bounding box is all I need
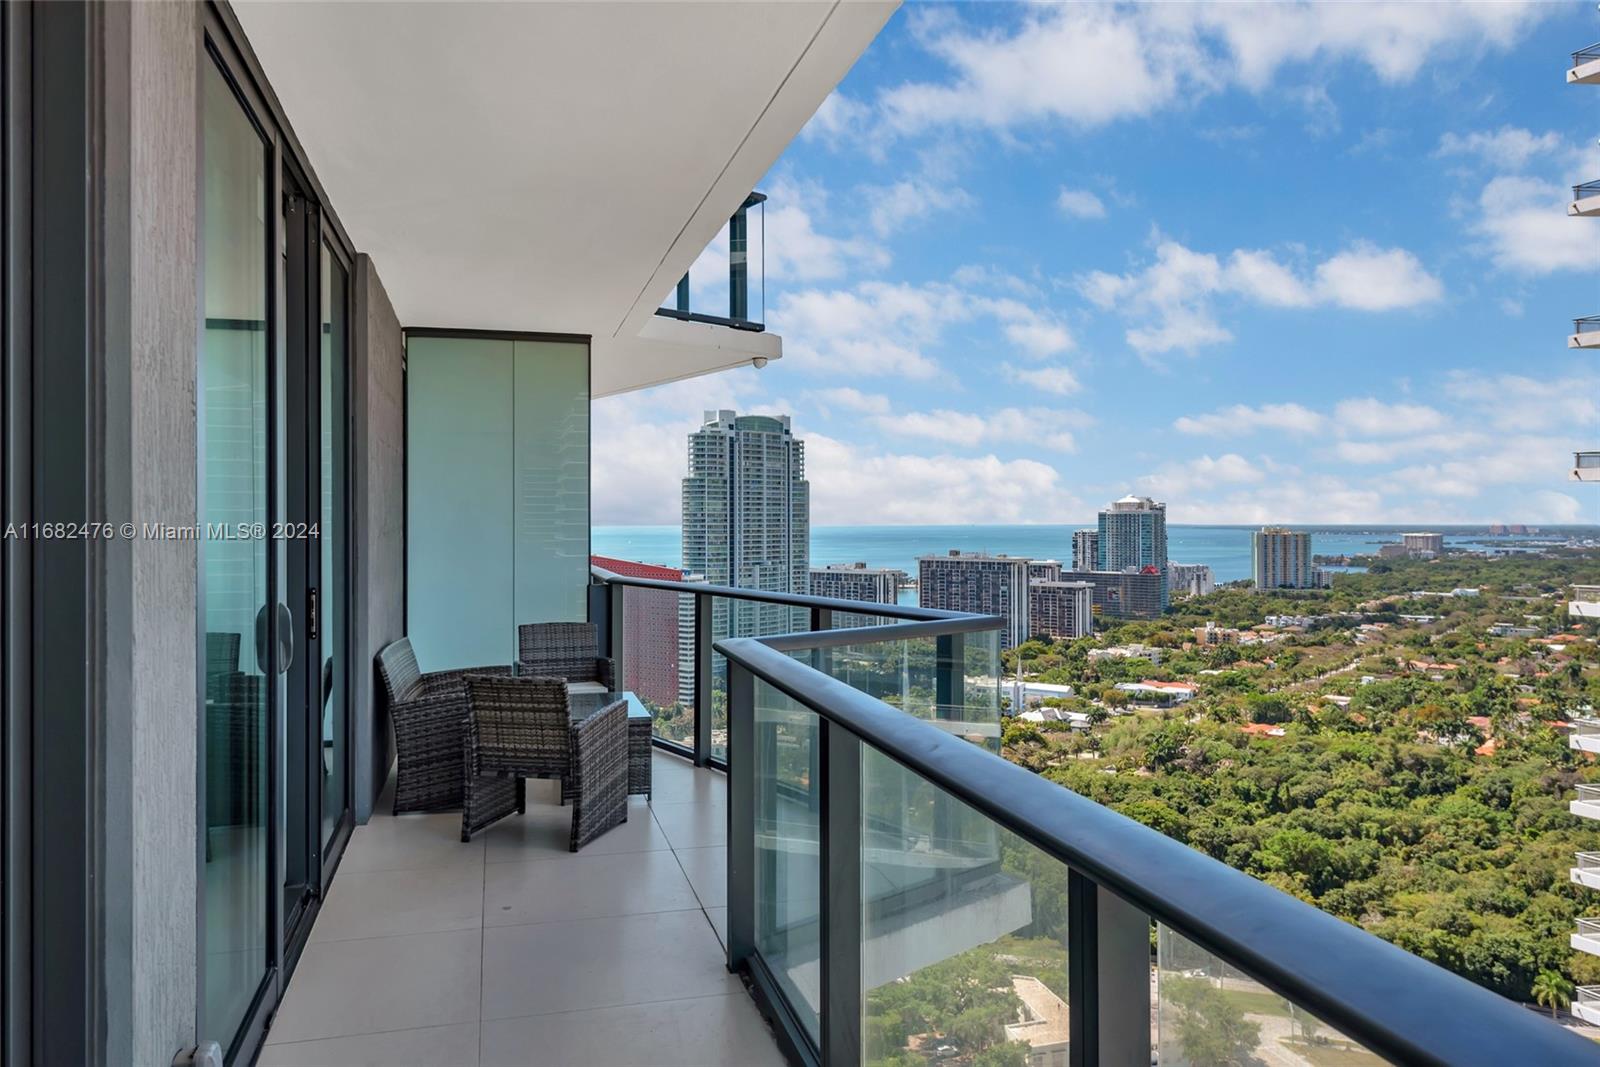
[1057,186,1107,219]
[1443,371,1600,430]
[806,432,1086,525]
[870,405,1084,454]
[874,3,1543,137]
[1003,363,1081,396]
[1080,239,1442,355]
[808,387,889,416]
[772,274,1074,378]
[1331,397,1447,436]
[1137,453,1265,498]
[864,179,974,237]
[1174,402,1325,437]
[1471,175,1600,275]
[1436,126,1563,170]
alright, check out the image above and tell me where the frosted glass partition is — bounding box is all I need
[407,335,589,672]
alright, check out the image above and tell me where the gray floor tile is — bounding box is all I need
[484,849,698,926]
[673,845,727,909]
[479,993,783,1067]
[480,910,738,1020]
[704,907,727,948]
[338,811,484,874]
[650,796,727,849]
[267,928,481,1044]
[481,796,668,862]
[311,865,485,942]
[258,1022,479,1067]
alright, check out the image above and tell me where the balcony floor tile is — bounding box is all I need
[478,993,785,1067]
[267,751,771,1065]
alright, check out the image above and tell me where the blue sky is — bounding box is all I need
[594,1,1600,528]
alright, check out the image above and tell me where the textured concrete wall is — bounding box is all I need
[128,2,198,1062]
[352,255,406,818]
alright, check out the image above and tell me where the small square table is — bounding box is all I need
[568,690,652,799]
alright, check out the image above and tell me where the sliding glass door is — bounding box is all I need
[199,54,273,1055]
[199,27,353,1061]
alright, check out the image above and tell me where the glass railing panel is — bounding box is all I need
[656,194,765,328]
[753,678,822,1043]
[709,596,810,763]
[1156,925,1387,1066]
[862,745,1069,1067]
[622,584,696,749]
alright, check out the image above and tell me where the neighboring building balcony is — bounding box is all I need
[1572,784,1600,821]
[1572,43,1600,84]
[1575,986,1600,1026]
[1569,317,1600,349]
[1572,717,1600,754]
[1572,181,1600,217]
[657,192,769,332]
[1573,851,1600,890]
[1576,451,1600,483]
[1575,918,1600,957]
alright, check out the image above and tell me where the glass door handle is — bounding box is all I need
[256,601,296,674]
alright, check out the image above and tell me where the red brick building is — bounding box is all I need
[592,555,683,711]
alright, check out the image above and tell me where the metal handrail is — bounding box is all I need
[1573,717,1600,736]
[590,563,958,623]
[717,634,1595,1066]
[1575,43,1600,64]
[1573,316,1600,334]
[1576,784,1600,800]
[1576,452,1600,468]
[1575,180,1600,200]
[1578,917,1600,937]
[1576,851,1600,869]
[1580,986,1600,1002]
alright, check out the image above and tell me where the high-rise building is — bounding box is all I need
[918,551,1032,649]
[810,562,903,604]
[1402,532,1444,558]
[1168,562,1215,598]
[1028,559,1064,583]
[1060,569,1166,621]
[591,556,683,711]
[683,410,809,640]
[1071,529,1099,571]
[1029,580,1094,640]
[1097,495,1168,610]
[1252,527,1314,590]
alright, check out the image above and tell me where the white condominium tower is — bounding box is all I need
[1252,527,1314,590]
[1097,495,1168,610]
[682,410,809,639]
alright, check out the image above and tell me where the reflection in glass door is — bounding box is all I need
[199,56,272,1051]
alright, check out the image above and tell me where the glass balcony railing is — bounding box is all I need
[1576,851,1600,875]
[1572,316,1600,338]
[1572,718,1600,744]
[655,191,765,331]
[591,564,1590,1064]
[1574,181,1600,202]
[1575,42,1600,66]
[1575,784,1600,805]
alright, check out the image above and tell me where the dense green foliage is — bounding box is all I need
[1000,554,1600,1004]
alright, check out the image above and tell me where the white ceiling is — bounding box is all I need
[233,1,893,379]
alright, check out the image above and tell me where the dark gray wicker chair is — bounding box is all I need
[460,674,628,850]
[517,622,614,690]
[376,638,511,815]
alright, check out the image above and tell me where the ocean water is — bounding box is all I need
[593,524,1595,587]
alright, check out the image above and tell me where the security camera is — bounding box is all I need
[752,357,769,369]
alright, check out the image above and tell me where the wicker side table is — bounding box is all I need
[568,690,653,801]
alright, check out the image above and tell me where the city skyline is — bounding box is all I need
[594,2,1600,529]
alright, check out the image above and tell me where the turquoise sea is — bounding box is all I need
[594,524,1599,589]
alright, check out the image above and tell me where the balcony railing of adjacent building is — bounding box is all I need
[1575,43,1600,66]
[1576,452,1600,481]
[656,191,767,332]
[1575,784,1600,807]
[1577,918,1600,944]
[1572,718,1600,745]
[1575,851,1600,875]
[587,568,1593,1066]
[1577,986,1600,1015]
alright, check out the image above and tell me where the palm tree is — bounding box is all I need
[1532,970,1575,1020]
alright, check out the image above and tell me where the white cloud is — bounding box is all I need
[1174,402,1325,437]
[1312,245,1444,310]
[864,179,973,238]
[1443,371,1600,431]
[801,91,872,149]
[758,177,890,283]
[772,274,1074,377]
[870,405,1084,454]
[808,387,889,416]
[1057,186,1107,219]
[1436,126,1563,170]
[1003,363,1081,396]
[875,3,1544,136]
[1471,174,1600,275]
[1331,431,1487,465]
[1138,453,1265,498]
[1331,397,1447,436]
[1081,239,1440,355]
[806,432,1085,525]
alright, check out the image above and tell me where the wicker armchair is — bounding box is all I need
[516,622,613,691]
[460,674,629,850]
[376,638,511,814]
